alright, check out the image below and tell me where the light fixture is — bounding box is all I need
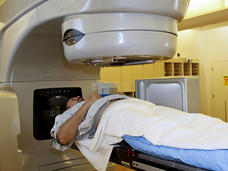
[186,0,222,18]
[0,0,5,5]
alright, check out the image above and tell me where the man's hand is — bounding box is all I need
[85,93,101,107]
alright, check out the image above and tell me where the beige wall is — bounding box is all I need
[174,21,228,115]
[0,0,35,23]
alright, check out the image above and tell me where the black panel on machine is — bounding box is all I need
[33,87,82,140]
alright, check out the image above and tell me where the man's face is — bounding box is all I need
[66,96,83,109]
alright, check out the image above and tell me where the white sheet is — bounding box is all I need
[76,98,228,171]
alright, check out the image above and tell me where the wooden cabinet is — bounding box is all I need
[132,65,144,92]
[100,66,121,91]
[143,63,155,79]
[100,58,199,94]
[154,61,165,77]
[164,58,199,77]
[120,66,134,92]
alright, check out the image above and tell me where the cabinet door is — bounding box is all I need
[132,65,144,91]
[100,67,121,91]
[143,63,155,79]
[211,61,228,121]
[120,66,133,92]
[154,62,165,77]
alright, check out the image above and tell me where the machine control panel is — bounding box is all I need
[33,87,82,140]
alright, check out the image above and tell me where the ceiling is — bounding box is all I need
[185,0,228,18]
[178,0,228,30]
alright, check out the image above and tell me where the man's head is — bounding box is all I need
[66,96,84,109]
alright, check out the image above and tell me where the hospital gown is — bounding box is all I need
[50,94,129,151]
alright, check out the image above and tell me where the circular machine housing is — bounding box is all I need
[62,0,189,66]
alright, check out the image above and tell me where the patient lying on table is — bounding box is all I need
[51,93,228,171]
[53,93,124,145]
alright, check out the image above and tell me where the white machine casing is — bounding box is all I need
[62,13,178,65]
[135,77,200,113]
[61,0,189,65]
[0,0,189,170]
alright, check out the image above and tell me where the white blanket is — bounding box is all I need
[76,98,228,171]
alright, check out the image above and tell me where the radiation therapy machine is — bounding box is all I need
[0,0,190,170]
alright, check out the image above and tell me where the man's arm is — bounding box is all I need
[57,94,101,145]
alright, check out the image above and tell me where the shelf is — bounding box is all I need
[184,63,191,76]
[164,62,173,76]
[192,63,200,76]
[174,63,183,76]
[164,58,199,77]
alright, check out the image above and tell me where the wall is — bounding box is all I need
[0,0,36,23]
[175,21,228,115]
